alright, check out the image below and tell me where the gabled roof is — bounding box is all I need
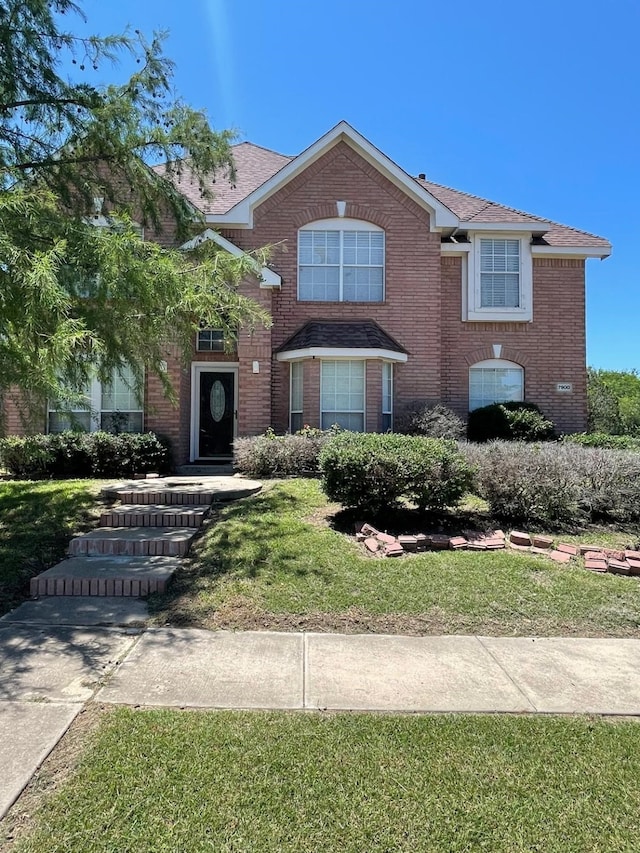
[156,122,610,255]
[276,320,407,362]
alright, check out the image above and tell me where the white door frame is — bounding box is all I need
[190,362,239,462]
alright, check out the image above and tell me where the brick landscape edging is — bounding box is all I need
[354,523,640,578]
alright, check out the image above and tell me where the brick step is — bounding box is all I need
[30,556,177,598]
[68,527,197,558]
[100,504,210,528]
[109,490,217,506]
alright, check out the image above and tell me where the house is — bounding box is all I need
[9,121,611,464]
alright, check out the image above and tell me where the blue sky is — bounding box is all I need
[73,0,639,370]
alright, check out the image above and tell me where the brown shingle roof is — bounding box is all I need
[154,137,609,251]
[418,178,610,250]
[276,320,407,354]
[153,142,292,215]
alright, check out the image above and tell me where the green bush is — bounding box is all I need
[467,402,556,443]
[319,432,473,513]
[233,427,336,477]
[394,402,465,440]
[463,440,640,527]
[0,431,172,479]
[563,432,640,451]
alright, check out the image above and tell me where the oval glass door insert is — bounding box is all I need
[210,380,226,422]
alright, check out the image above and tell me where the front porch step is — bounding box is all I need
[30,556,177,598]
[175,464,234,476]
[68,527,197,558]
[100,504,210,528]
[102,476,262,505]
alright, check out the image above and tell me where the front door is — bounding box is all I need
[196,370,236,459]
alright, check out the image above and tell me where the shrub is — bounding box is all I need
[563,432,640,451]
[0,431,171,479]
[463,440,640,527]
[233,427,335,477]
[463,441,583,527]
[467,402,556,443]
[395,402,465,440]
[319,432,473,513]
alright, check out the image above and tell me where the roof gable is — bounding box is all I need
[208,121,458,231]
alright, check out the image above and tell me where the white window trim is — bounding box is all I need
[465,233,533,322]
[320,359,366,432]
[469,359,524,411]
[298,218,385,303]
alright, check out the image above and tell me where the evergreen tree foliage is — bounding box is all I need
[0,0,270,415]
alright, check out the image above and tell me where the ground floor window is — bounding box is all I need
[290,362,303,432]
[320,360,365,431]
[382,362,393,431]
[48,364,144,433]
[469,359,523,410]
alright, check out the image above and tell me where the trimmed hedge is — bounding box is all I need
[563,432,640,451]
[233,427,336,477]
[394,402,465,440]
[463,440,640,527]
[467,402,556,443]
[319,432,473,513]
[0,431,172,479]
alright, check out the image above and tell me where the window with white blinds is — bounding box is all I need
[480,239,520,308]
[321,360,365,431]
[298,220,384,302]
[469,359,524,410]
[290,362,304,433]
[48,365,143,434]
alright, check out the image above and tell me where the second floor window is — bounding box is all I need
[298,219,384,302]
[479,238,521,308]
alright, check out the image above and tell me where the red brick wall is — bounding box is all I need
[222,141,441,432]
[441,255,587,433]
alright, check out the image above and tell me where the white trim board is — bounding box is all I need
[180,229,281,288]
[276,347,407,363]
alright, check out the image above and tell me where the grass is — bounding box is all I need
[0,479,102,615]
[6,707,640,852]
[151,479,640,636]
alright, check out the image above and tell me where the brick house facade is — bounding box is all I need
[13,122,610,464]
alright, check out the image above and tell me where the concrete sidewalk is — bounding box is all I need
[98,629,640,716]
[3,626,640,821]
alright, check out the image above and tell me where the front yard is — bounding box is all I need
[150,478,640,637]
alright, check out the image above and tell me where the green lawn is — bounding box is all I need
[6,708,640,852]
[151,479,640,636]
[0,479,102,615]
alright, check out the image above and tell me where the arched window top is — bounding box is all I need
[299,217,383,232]
[471,358,522,370]
[469,359,524,411]
[298,219,385,303]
